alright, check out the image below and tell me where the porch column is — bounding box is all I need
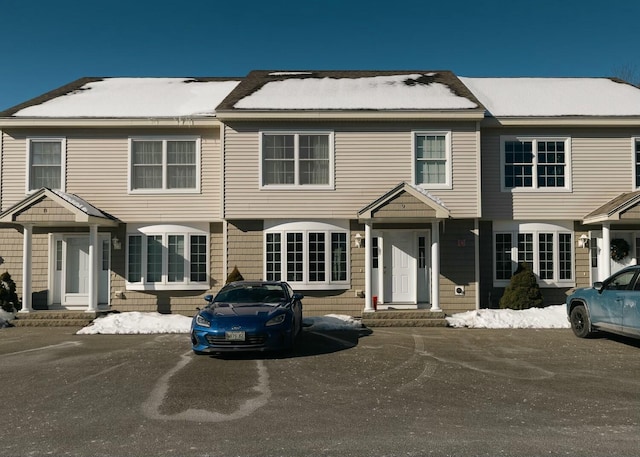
[430,221,441,312]
[364,223,374,312]
[602,223,611,280]
[19,224,33,313]
[86,224,98,313]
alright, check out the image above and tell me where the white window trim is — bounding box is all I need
[26,137,66,193]
[493,221,575,287]
[128,136,201,194]
[125,223,209,291]
[259,131,335,190]
[500,136,572,193]
[263,220,349,290]
[412,130,452,190]
[633,137,640,189]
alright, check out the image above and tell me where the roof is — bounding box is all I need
[459,77,640,117]
[583,191,640,224]
[217,70,483,112]
[0,77,241,118]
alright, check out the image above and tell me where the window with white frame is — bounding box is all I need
[27,138,65,191]
[261,132,333,187]
[126,224,209,290]
[414,131,451,188]
[635,139,640,188]
[502,137,570,191]
[493,222,574,286]
[129,137,200,192]
[264,221,349,289]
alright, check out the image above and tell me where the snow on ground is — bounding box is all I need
[66,305,569,335]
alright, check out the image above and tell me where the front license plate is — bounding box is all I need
[225,331,245,341]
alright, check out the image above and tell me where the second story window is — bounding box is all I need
[502,137,570,191]
[414,131,451,188]
[261,132,333,188]
[129,137,200,192]
[28,138,65,191]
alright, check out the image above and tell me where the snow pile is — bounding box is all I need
[0,308,16,327]
[303,314,364,331]
[446,304,569,329]
[76,312,192,335]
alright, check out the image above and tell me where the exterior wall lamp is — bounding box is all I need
[578,233,589,249]
[354,233,363,248]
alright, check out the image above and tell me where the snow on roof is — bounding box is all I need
[13,78,241,118]
[50,188,111,218]
[233,74,478,110]
[459,77,640,117]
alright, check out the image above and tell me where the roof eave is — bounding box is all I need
[480,115,640,127]
[217,109,485,121]
[0,117,222,128]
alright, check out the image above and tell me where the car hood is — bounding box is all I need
[204,303,280,318]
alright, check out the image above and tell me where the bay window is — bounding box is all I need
[126,224,209,290]
[494,222,574,286]
[264,221,349,289]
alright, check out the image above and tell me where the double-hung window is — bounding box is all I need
[414,131,451,188]
[494,222,574,286]
[27,138,66,191]
[261,132,333,188]
[130,137,200,192]
[126,224,209,290]
[502,137,571,191]
[264,221,349,289]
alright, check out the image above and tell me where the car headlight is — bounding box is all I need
[195,314,211,328]
[266,314,286,326]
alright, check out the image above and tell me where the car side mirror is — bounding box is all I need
[204,294,213,302]
[593,282,604,293]
[293,293,304,301]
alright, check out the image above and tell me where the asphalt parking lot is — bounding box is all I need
[2,325,640,457]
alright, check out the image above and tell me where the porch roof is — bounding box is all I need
[0,188,119,227]
[357,182,450,222]
[583,190,640,224]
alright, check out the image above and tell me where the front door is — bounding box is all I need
[387,233,415,303]
[52,235,110,308]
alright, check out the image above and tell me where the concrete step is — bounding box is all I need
[11,311,104,328]
[361,310,448,327]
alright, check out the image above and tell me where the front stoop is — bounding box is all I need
[361,310,448,327]
[11,311,107,328]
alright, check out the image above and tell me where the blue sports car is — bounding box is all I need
[191,281,303,354]
[566,265,640,339]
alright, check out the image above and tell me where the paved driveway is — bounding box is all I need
[1,326,639,457]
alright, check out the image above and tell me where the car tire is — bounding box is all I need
[570,304,593,338]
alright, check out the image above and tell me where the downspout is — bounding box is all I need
[220,122,228,280]
[475,120,482,310]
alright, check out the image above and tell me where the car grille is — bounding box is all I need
[205,334,267,345]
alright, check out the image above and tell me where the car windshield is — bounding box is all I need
[213,284,286,306]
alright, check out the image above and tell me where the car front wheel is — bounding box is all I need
[570,304,593,338]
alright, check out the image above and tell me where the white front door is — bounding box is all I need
[52,235,110,308]
[389,233,415,303]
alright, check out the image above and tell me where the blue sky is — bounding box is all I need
[1,0,639,111]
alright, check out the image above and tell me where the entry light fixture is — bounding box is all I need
[578,234,589,249]
[354,233,363,248]
[112,236,122,250]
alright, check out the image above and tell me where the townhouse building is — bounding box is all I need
[1,71,640,319]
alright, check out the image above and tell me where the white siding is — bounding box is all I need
[223,121,480,219]
[1,128,222,222]
[481,127,640,220]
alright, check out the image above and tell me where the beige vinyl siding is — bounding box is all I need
[1,128,222,221]
[481,127,640,220]
[223,121,480,219]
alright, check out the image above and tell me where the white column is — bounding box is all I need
[364,223,374,312]
[86,225,98,312]
[377,234,384,305]
[602,223,611,280]
[19,224,33,313]
[430,221,441,312]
